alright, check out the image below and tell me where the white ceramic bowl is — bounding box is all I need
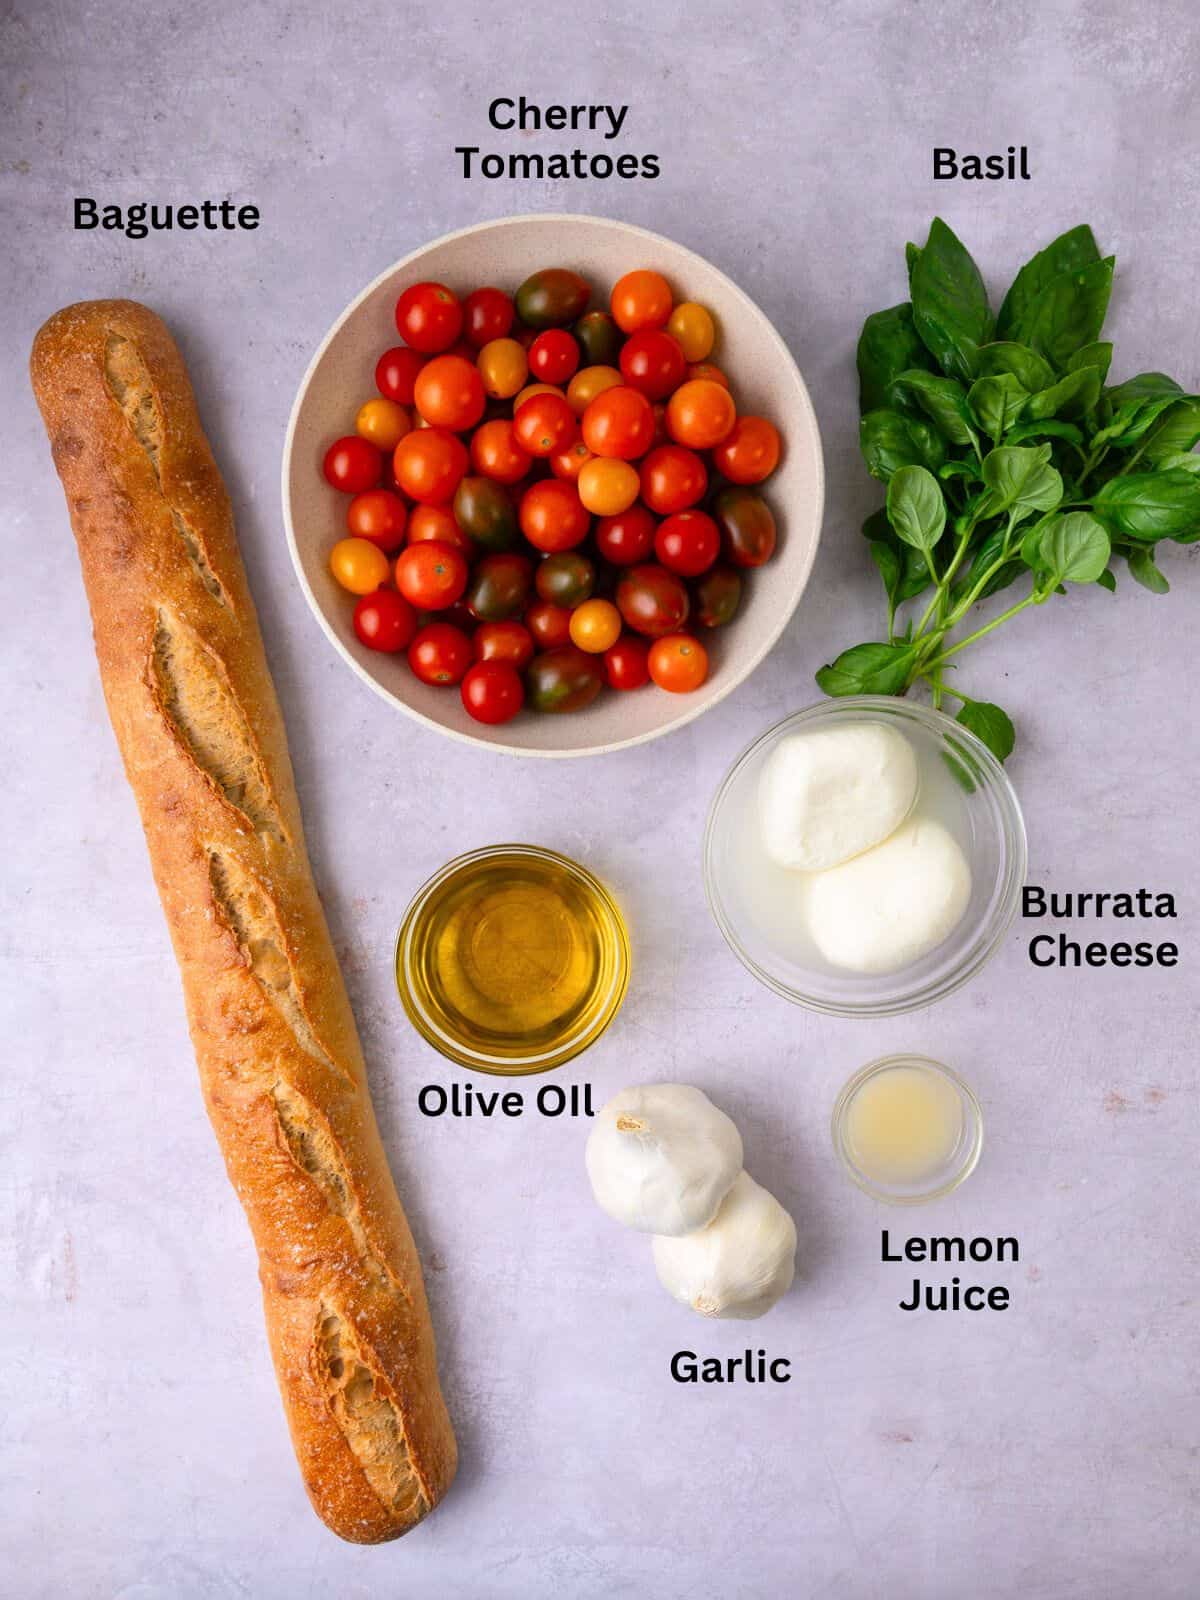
[283,214,823,757]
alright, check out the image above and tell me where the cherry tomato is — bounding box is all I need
[604,634,651,690]
[515,268,591,329]
[453,476,518,551]
[667,378,736,449]
[595,505,657,566]
[693,564,742,627]
[654,510,720,577]
[667,302,716,363]
[477,337,529,401]
[353,589,417,653]
[408,503,470,552]
[649,633,709,693]
[712,486,778,567]
[394,540,469,610]
[616,563,690,638]
[473,619,535,670]
[639,445,707,514]
[392,429,469,504]
[376,346,426,405]
[513,380,565,414]
[461,660,525,725]
[463,287,514,348]
[514,392,578,458]
[356,397,411,451]
[619,329,687,401]
[550,438,593,482]
[525,646,605,713]
[329,536,390,595]
[395,281,462,353]
[408,622,472,686]
[470,419,532,486]
[712,415,782,484]
[687,361,729,389]
[569,597,622,654]
[413,355,486,431]
[519,479,590,553]
[323,435,382,493]
[347,489,408,552]
[431,599,477,635]
[566,365,623,415]
[611,269,673,334]
[525,599,574,649]
[574,310,623,367]
[535,551,595,607]
[467,552,533,622]
[578,457,640,516]
[581,386,655,460]
[528,328,581,385]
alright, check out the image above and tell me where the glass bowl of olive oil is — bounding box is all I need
[395,844,630,1075]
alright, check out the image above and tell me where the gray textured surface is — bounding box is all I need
[3,2,1199,1596]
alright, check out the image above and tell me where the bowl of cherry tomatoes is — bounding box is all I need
[283,214,823,755]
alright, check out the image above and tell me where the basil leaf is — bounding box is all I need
[996,224,1101,341]
[1127,547,1170,594]
[963,527,1024,600]
[887,465,947,557]
[939,458,982,482]
[1036,511,1111,585]
[1067,341,1113,383]
[1105,372,1183,406]
[1025,366,1102,421]
[860,408,946,482]
[899,545,933,600]
[981,443,1063,521]
[1096,568,1117,592]
[910,218,992,383]
[868,539,902,606]
[861,507,895,543]
[816,641,915,697]
[1151,450,1200,476]
[905,241,922,280]
[1142,399,1200,465]
[1006,418,1085,447]
[976,342,1055,391]
[888,369,975,445]
[1094,470,1200,542]
[956,700,1015,762]
[968,374,1028,441]
[1016,257,1114,370]
[857,304,934,413]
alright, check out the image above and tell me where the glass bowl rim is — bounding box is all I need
[830,1052,984,1205]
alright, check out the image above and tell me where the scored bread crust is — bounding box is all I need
[30,300,457,1544]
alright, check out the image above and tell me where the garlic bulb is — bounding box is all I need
[585,1084,743,1236]
[652,1170,796,1320]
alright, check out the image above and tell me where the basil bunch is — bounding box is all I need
[820,218,1200,760]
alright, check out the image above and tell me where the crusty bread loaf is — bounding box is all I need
[30,300,456,1543]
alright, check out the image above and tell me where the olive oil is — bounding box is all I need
[397,846,629,1074]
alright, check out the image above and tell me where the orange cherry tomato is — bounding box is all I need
[394,540,469,610]
[639,444,708,514]
[514,392,578,458]
[473,619,535,670]
[648,633,709,693]
[470,418,532,485]
[611,269,673,334]
[392,428,469,505]
[667,302,716,362]
[686,361,729,389]
[408,503,471,553]
[666,379,736,449]
[519,479,590,553]
[413,354,486,431]
[569,597,622,654]
[581,386,656,460]
[577,457,640,516]
[477,337,529,400]
[712,415,782,484]
[566,365,622,415]
[329,537,390,595]
[550,438,594,481]
[346,488,408,552]
[356,397,411,451]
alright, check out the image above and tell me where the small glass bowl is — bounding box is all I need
[832,1054,983,1205]
[395,844,630,1076]
[703,696,1027,1017]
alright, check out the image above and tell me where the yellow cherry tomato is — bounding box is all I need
[667,302,716,363]
[355,397,411,451]
[566,364,623,416]
[329,536,390,595]
[477,337,528,400]
[577,456,640,516]
[569,597,623,654]
[512,381,564,413]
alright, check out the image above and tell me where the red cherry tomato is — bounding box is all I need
[648,633,709,693]
[619,329,687,401]
[392,428,469,504]
[581,386,656,460]
[654,510,721,577]
[595,505,657,566]
[473,619,535,670]
[394,539,469,610]
[461,660,525,724]
[375,346,426,405]
[394,282,463,353]
[712,415,782,484]
[513,392,578,458]
[413,354,486,431]
[550,438,593,482]
[463,287,514,348]
[346,489,407,552]
[407,503,470,552]
[519,479,590,552]
[353,589,417,653]
[525,599,574,648]
[323,435,382,493]
[408,622,473,686]
[639,444,707,514]
[604,635,650,690]
[528,328,581,385]
[615,563,691,638]
[470,418,532,485]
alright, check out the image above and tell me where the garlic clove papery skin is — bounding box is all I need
[585,1084,744,1236]
[651,1170,797,1320]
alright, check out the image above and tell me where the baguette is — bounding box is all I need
[30,300,456,1543]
